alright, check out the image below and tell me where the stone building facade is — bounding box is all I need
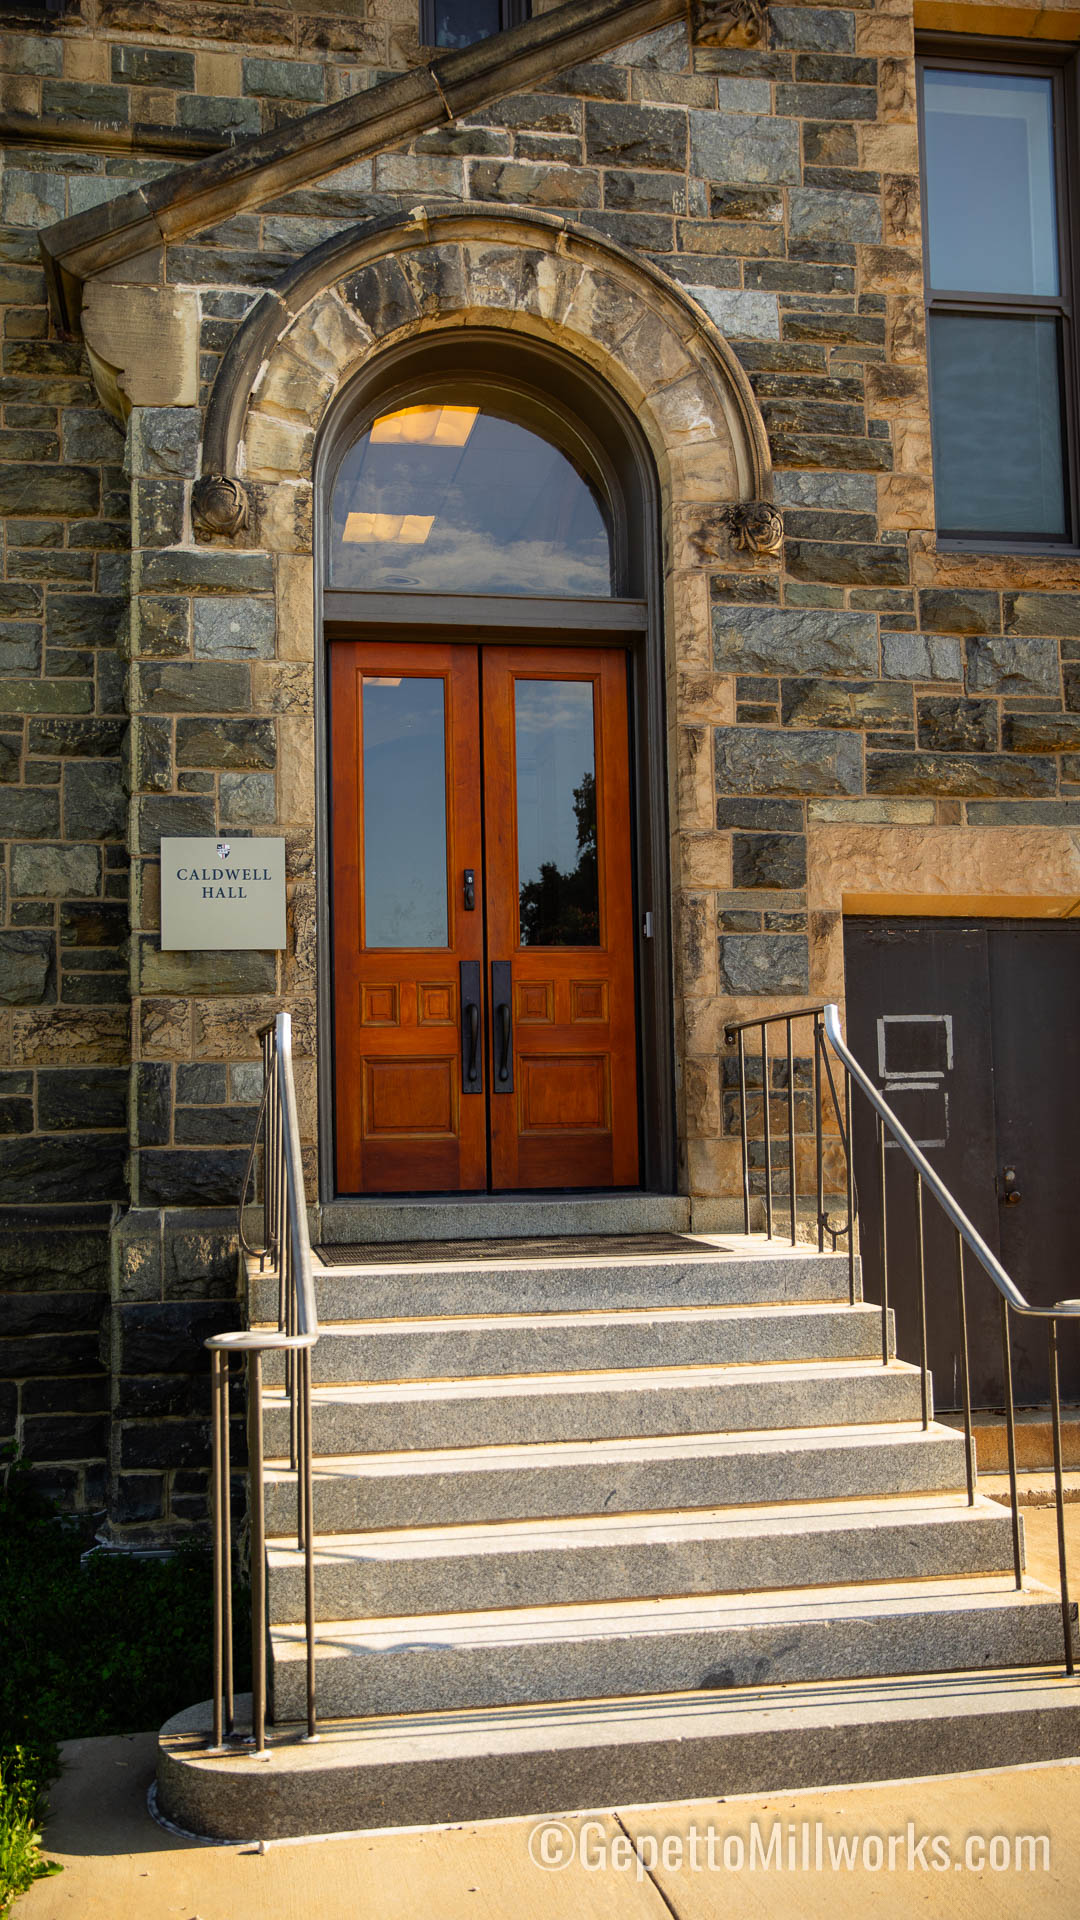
[3,0,1080,1536]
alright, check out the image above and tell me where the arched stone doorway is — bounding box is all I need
[188,208,774,1209]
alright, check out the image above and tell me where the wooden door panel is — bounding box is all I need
[482,645,639,1190]
[331,639,486,1193]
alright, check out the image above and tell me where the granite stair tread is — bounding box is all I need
[272,1573,1061,1659]
[258,1300,890,1381]
[252,1243,859,1321]
[266,1488,1014,1563]
[158,1669,1080,1838]
[267,1355,920,1408]
[263,1417,964,1479]
[262,1420,969,1529]
[269,1574,1070,1717]
[264,1489,1020,1621]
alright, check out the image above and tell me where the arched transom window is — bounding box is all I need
[328,391,615,598]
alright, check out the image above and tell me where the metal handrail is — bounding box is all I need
[726,999,1079,1677]
[823,1006,1080,1323]
[204,1010,320,1754]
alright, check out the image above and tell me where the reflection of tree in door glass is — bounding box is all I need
[515,678,601,947]
[519,772,599,946]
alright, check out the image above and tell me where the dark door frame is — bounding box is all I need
[312,329,676,1202]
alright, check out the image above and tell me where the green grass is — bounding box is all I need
[0,1749,61,1917]
[0,1449,249,1915]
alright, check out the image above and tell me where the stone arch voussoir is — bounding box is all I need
[195,209,773,549]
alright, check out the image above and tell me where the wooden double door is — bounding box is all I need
[331,638,639,1193]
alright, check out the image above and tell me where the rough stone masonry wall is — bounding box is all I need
[129,3,1080,1209]
[0,0,564,1527]
[7,0,1080,1529]
[0,165,131,1515]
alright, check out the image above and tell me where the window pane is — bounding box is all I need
[331,402,613,596]
[923,69,1058,295]
[433,0,501,46]
[929,312,1067,538]
[515,680,600,948]
[362,677,448,947]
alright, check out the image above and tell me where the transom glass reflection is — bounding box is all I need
[362,676,448,948]
[331,401,614,596]
[515,679,600,947]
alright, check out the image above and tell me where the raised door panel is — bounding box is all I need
[482,645,639,1190]
[331,639,486,1193]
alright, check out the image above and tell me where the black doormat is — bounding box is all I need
[314,1232,728,1267]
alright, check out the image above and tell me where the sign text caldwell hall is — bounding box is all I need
[160,837,287,952]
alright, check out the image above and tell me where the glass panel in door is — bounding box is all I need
[332,641,486,1194]
[514,678,600,947]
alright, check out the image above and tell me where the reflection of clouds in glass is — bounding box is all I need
[516,681,595,888]
[333,525,611,597]
[514,688,595,735]
[330,403,615,598]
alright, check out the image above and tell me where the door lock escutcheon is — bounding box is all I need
[463,868,475,912]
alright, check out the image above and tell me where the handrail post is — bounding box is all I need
[760,1022,773,1238]
[813,1014,824,1252]
[1049,1315,1075,1675]
[221,1357,233,1736]
[211,1349,225,1752]
[913,1171,928,1428]
[1000,1297,1022,1591]
[844,1068,856,1306]
[249,1348,267,1753]
[955,1231,975,1506]
[786,1017,797,1245]
[877,1114,889,1368]
[302,1345,318,1740]
[736,1030,750,1235]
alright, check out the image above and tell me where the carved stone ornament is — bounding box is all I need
[191,473,249,538]
[692,0,770,50]
[723,501,784,556]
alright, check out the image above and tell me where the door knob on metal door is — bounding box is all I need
[1001,1167,1022,1205]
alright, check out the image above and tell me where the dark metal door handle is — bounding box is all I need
[491,961,513,1091]
[459,961,482,1093]
[1001,1166,1022,1205]
[463,868,475,912]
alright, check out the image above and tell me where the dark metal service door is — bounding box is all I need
[843,917,1080,1408]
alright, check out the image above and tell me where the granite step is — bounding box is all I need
[263,1422,968,1534]
[265,1492,1019,1623]
[250,1244,860,1324]
[269,1575,1070,1720]
[314,1195,693,1245]
[158,1668,1080,1839]
[260,1301,890,1388]
[261,1358,926,1455]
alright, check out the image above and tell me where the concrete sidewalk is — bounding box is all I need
[19,1504,1080,1920]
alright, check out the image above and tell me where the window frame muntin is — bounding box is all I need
[916,37,1080,552]
[419,0,531,49]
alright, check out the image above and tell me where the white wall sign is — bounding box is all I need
[160,837,287,951]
